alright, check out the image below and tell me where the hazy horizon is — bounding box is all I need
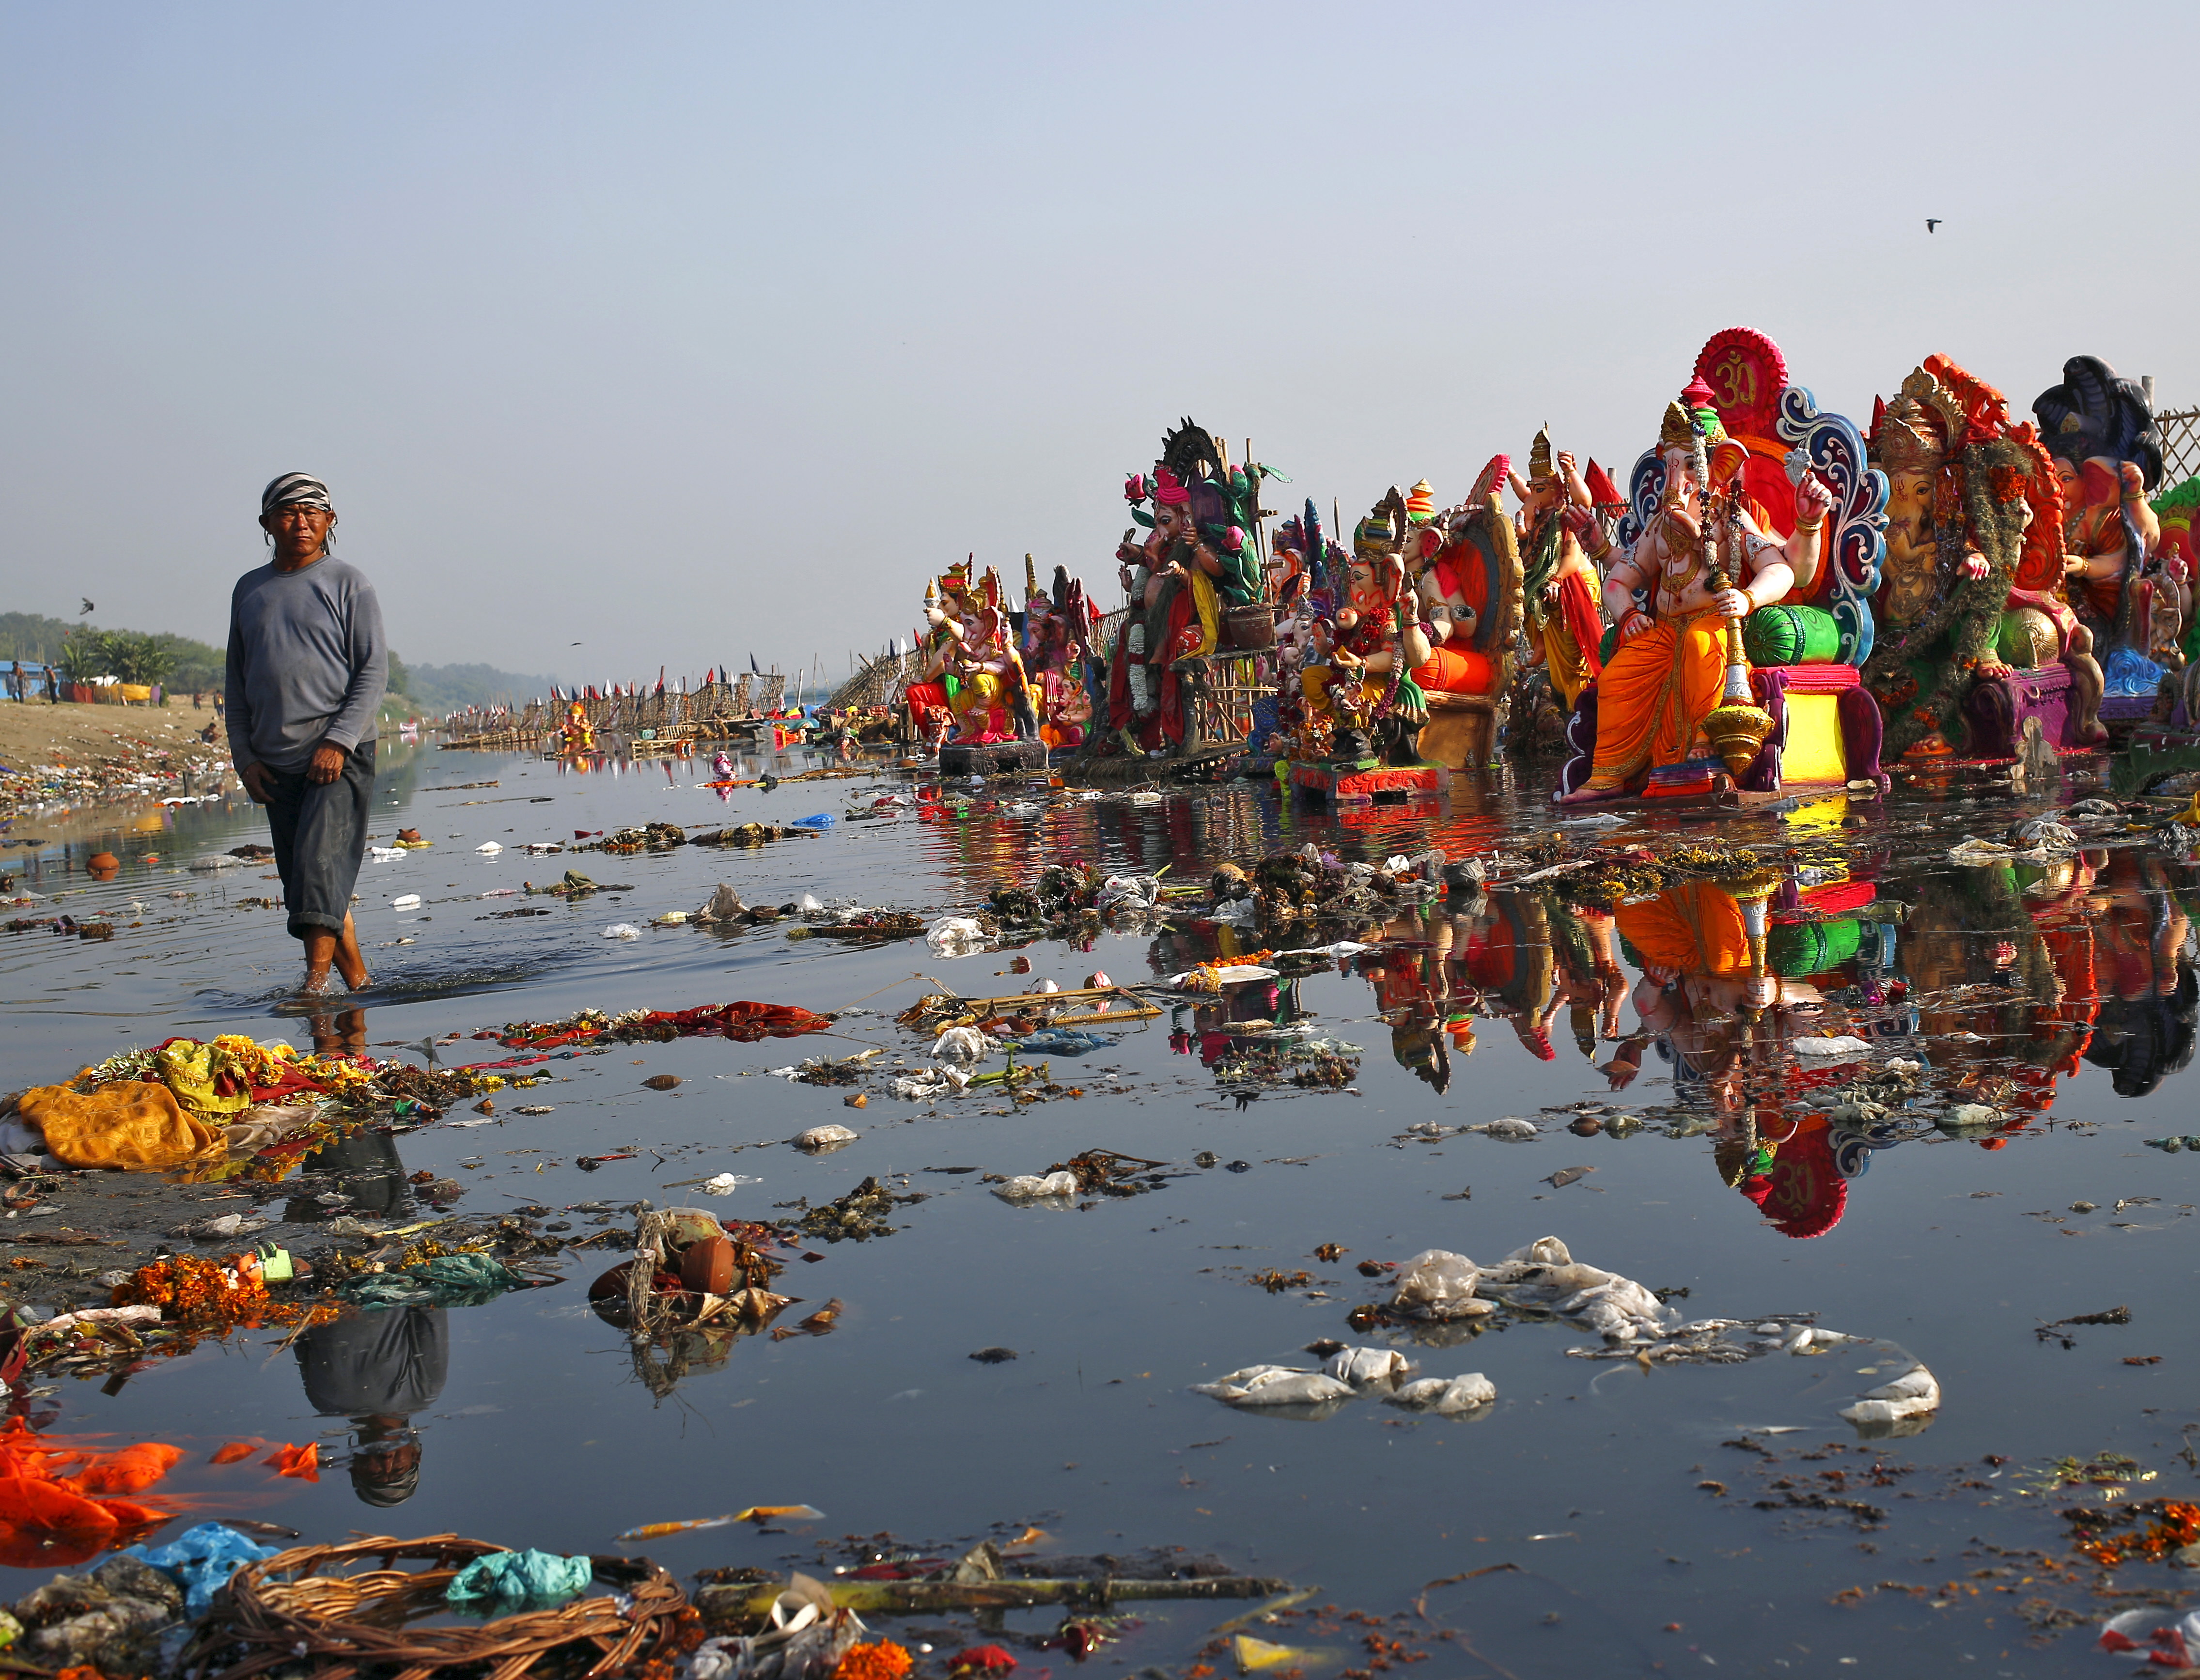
[7,1,2196,687]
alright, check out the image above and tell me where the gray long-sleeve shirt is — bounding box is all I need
[225,556,386,772]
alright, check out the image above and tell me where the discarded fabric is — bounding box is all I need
[1190,1365,1355,1408]
[1386,1373,1497,1413]
[994,1172,1078,1202]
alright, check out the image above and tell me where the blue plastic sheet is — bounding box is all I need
[124,1521,281,1615]
[446,1548,594,1607]
[1002,1029,1116,1056]
[791,813,834,829]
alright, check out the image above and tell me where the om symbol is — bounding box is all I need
[1708,352,1756,410]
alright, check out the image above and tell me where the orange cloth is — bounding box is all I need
[18,1080,226,1170]
[73,1442,184,1494]
[1615,883,1750,977]
[1582,609,1730,790]
[1411,645,1494,697]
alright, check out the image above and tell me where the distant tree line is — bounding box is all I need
[2,609,555,712]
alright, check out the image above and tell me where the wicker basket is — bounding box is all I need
[179,1534,696,1680]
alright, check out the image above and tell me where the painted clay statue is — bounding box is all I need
[1298,488,1433,762]
[1406,457,1523,770]
[1508,430,1605,711]
[1861,355,2104,755]
[2034,355,2167,697]
[1019,557,1098,749]
[560,700,593,754]
[941,567,1030,744]
[905,574,967,747]
[1557,398,1832,803]
[1108,420,1269,754]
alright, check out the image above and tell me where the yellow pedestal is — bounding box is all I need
[1782,692,1847,785]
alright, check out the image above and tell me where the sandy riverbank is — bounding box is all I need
[0,698,234,825]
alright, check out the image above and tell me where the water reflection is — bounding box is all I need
[1156,847,2198,1238]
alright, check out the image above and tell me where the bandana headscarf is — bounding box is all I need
[262,472,333,515]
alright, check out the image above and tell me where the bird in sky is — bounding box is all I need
[1925,218,1941,233]
[79,598,94,614]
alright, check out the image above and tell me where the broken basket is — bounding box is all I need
[178,1534,696,1680]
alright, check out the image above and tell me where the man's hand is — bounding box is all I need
[239,762,273,804]
[307,742,347,785]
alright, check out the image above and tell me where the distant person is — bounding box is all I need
[225,472,386,998]
[191,689,203,711]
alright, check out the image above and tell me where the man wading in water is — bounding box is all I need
[226,473,386,997]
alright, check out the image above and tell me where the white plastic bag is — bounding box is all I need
[1323,1346,1409,1386]
[1389,1250,1489,1320]
[925,915,991,957]
[602,923,641,940]
[930,1026,996,1061]
[1190,1365,1356,1407]
[1096,873,1160,912]
[1387,1373,1497,1413]
[994,1170,1079,1202]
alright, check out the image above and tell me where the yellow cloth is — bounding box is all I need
[1539,616,1593,709]
[1188,570,1221,658]
[1584,609,1728,790]
[155,1041,253,1115]
[19,1081,226,1170]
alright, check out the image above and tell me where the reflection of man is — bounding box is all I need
[296,1305,448,1506]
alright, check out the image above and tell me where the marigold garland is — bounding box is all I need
[833,1641,914,1680]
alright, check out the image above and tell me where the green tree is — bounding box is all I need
[106,631,175,686]
[386,650,412,697]
[55,628,113,684]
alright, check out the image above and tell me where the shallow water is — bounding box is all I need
[5,743,2199,1676]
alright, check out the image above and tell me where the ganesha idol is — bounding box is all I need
[1398,465,1526,772]
[1107,419,1271,755]
[2033,355,2176,722]
[1559,327,1887,804]
[904,566,1032,747]
[1859,355,2105,760]
[1018,555,1097,750]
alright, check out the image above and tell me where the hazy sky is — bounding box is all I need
[6,2,2196,693]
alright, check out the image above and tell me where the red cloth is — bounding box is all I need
[1554,569,1606,684]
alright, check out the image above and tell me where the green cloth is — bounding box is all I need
[1741,604,1840,667]
[338,1253,525,1311]
[446,1549,593,1607]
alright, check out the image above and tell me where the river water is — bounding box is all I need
[4,742,2197,1677]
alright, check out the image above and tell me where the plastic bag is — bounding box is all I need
[1838,1362,1939,1427]
[1190,1365,1355,1407]
[926,916,992,957]
[994,1171,1078,1202]
[930,1027,996,1061]
[602,923,641,940]
[123,1522,281,1616]
[446,1548,593,1607]
[2099,1607,2200,1665]
[1386,1373,1497,1413]
[1095,873,1160,912]
[337,1253,524,1310]
[1389,1250,1486,1320]
[1323,1346,1409,1386]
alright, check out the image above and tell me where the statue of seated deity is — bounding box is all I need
[1860,355,2106,756]
[942,568,1030,744]
[1403,460,1524,770]
[2034,355,2170,705]
[1507,432,1604,715]
[904,574,967,748]
[560,701,593,754]
[1295,488,1433,764]
[1556,398,1832,803]
[1106,419,1272,755]
[1019,556,1097,749]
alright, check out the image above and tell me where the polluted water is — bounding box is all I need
[1,734,2198,1677]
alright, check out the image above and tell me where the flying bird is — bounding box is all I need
[1925,219,1941,233]
[79,599,94,615]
